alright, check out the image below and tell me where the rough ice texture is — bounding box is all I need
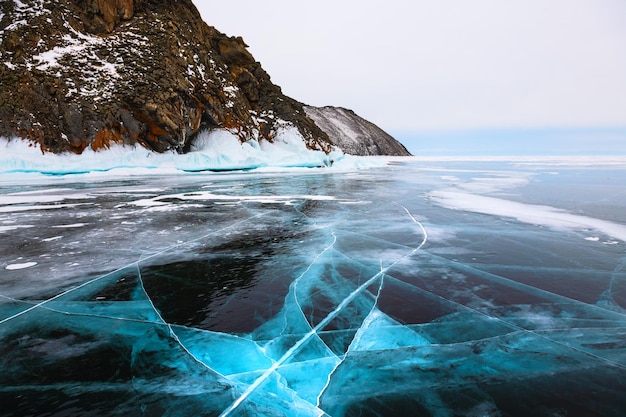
[305,105,411,156]
[0,129,350,174]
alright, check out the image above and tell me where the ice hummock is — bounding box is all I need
[0,128,359,176]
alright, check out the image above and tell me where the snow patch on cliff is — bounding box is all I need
[3,0,47,34]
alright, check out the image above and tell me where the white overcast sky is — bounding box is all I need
[194,1,626,135]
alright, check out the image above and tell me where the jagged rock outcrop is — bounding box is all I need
[305,106,411,156]
[0,0,332,153]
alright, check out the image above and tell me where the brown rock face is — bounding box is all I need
[90,0,136,33]
[0,0,331,154]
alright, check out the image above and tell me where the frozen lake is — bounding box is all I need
[1,156,626,416]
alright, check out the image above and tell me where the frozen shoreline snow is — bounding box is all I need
[0,128,390,177]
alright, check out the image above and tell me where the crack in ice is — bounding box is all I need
[438,255,626,320]
[219,203,428,416]
[291,230,339,352]
[291,231,337,331]
[0,213,266,326]
[606,256,626,312]
[317,265,388,408]
[382,267,626,371]
[134,264,228,377]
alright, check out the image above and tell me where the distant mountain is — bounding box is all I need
[0,0,408,157]
[305,106,411,156]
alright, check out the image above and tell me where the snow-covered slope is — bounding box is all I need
[305,106,411,156]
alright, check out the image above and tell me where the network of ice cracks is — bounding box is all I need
[0,179,428,415]
[1,168,626,417]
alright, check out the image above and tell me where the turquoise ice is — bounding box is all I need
[1,158,626,416]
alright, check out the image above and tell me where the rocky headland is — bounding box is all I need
[305,106,410,156]
[0,0,409,157]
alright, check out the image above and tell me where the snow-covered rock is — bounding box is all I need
[305,106,411,156]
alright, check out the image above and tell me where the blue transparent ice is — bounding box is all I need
[1,159,626,416]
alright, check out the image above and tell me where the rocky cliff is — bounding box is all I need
[0,0,409,157]
[305,106,411,156]
[0,0,332,154]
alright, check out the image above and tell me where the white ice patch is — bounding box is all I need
[0,203,87,213]
[458,175,531,194]
[0,188,94,213]
[5,261,37,270]
[51,223,87,228]
[429,190,626,242]
[0,225,34,232]
[42,236,63,242]
[181,128,338,171]
[130,190,336,208]
[0,188,90,205]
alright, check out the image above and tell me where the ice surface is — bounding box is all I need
[430,190,626,241]
[1,156,626,416]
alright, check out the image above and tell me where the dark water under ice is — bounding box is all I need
[1,158,626,416]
